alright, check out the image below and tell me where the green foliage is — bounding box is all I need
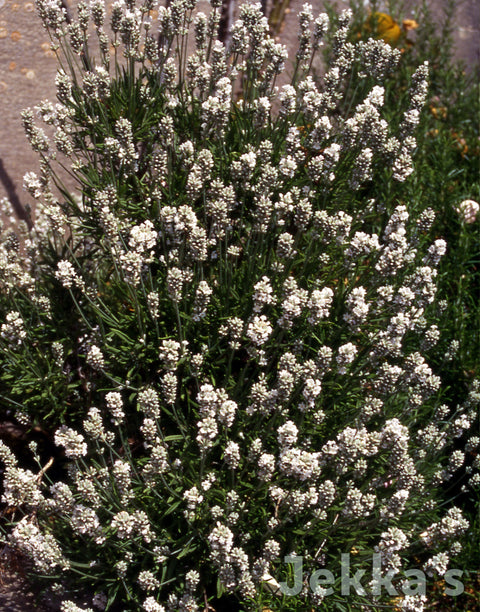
[0,1,478,611]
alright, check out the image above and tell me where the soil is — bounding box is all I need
[0,549,57,612]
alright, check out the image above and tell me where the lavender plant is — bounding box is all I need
[0,1,478,610]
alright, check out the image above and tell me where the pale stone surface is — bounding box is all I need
[0,0,59,220]
[0,0,478,213]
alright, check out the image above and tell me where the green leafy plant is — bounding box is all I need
[0,1,478,611]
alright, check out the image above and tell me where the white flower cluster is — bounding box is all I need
[2,466,43,508]
[86,344,105,369]
[54,425,88,458]
[111,509,154,543]
[196,383,238,451]
[10,517,69,573]
[55,260,84,290]
[0,311,26,345]
[60,603,93,612]
[142,598,166,612]
[374,527,409,572]
[246,315,273,346]
[455,198,479,223]
[420,507,469,547]
[128,220,157,254]
[106,391,125,425]
[137,387,161,419]
[83,407,114,444]
[71,504,105,544]
[422,551,450,577]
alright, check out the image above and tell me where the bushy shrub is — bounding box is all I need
[0,1,478,611]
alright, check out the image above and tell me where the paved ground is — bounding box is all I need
[0,0,478,216]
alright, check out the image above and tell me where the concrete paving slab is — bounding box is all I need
[0,0,478,211]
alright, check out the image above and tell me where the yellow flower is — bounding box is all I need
[402,18,419,32]
[367,12,402,44]
[429,104,448,120]
[363,13,419,46]
[390,597,404,611]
